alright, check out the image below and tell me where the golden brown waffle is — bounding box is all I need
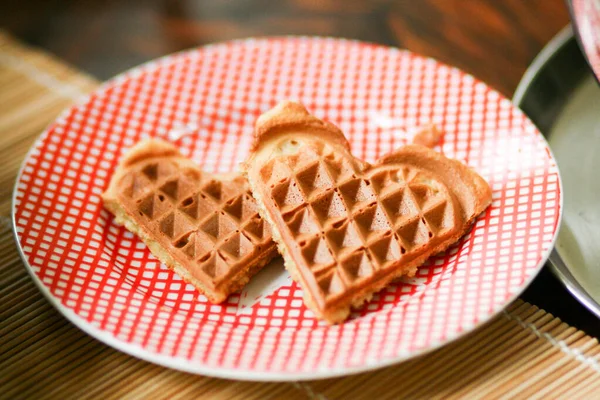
[244,102,492,323]
[102,139,278,303]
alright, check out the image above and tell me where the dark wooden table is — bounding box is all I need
[3,0,597,337]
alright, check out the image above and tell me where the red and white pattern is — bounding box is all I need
[13,38,561,380]
[572,0,600,81]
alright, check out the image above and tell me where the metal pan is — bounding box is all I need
[514,25,600,318]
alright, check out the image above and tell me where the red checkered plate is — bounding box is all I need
[12,37,561,380]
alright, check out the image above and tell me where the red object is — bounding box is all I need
[572,0,600,81]
[13,38,561,380]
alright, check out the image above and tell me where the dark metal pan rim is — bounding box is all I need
[513,24,600,319]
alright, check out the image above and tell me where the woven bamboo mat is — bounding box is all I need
[2,30,600,399]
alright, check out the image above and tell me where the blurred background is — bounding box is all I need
[2,0,569,96]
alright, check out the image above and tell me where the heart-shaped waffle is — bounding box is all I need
[244,102,492,323]
[103,139,278,303]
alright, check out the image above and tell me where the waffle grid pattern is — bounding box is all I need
[261,141,454,305]
[13,37,561,378]
[116,158,271,288]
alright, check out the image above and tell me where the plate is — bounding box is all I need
[570,0,600,81]
[13,37,561,380]
[514,26,600,318]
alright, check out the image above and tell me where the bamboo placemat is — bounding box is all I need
[2,30,600,399]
